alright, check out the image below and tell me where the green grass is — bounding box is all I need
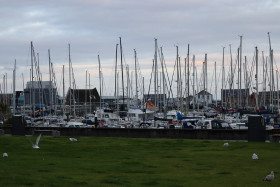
[0,135,279,186]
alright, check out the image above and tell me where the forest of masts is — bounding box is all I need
[1,32,279,116]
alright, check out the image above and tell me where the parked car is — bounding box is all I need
[182,119,199,129]
[229,123,248,130]
[196,119,232,129]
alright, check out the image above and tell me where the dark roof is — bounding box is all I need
[197,90,212,95]
[65,88,100,105]
[222,89,249,97]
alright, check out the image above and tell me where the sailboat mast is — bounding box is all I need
[154,38,158,107]
[176,46,179,111]
[179,57,183,112]
[262,51,266,107]
[239,36,243,108]
[31,42,35,116]
[192,55,195,109]
[187,44,190,112]
[160,47,166,116]
[277,70,279,111]
[68,44,72,115]
[268,32,274,111]
[270,50,274,110]
[22,73,25,114]
[229,44,233,108]
[85,70,87,114]
[222,47,225,108]
[245,56,249,109]
[63,65,65,117]
[48,49,52,113]
[255,47,259,111]
[13,59,16,115]
[89,73,91,114]
[119,37,125,106]
[203,61,205,107]
[37,53,43,115]
[203,55,206,107]
[196,66,199,110]
[126,65,130,106]
[205,54,208,107]
[142,76,145,111]
[114,44,118,109]
[29,70,31,108]
[237,48,240,108]
[117,72,119,110]
[50,63,56,115]
[5,73,7,106]
[184,57,187,113]
[98,54,102,109]
[134,49,138,104]
[1,76,3,104]
[215,61,217,107]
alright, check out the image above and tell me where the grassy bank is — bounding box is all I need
[0,135,279,186]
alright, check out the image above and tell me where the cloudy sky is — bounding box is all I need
[0,0,280,99]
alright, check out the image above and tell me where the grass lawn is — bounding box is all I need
[0,135,279,186]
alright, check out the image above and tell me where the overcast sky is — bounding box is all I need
[1,0,280,99]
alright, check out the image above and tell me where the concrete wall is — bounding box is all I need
[2,126,279,140]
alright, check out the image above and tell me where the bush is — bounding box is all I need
[4,117,12,125]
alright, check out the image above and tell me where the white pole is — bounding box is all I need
[22,73,25,115]
[192,55,195,110]
[89,73,91,114]
[13,60,16,115]
[215,61,217,107]
[85,70,87,115]
[68,44,72,116]
[63,65,65,118]
[222,47,225,108]
[255,47,259,111]
[277,70,279,111]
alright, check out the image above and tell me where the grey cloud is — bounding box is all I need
[0,0,280,95]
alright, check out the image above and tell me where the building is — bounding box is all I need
[195,90,213,106]
[24,81,57,106]
[221,89,249,108]
[221,89,280,109]
[65,88,100,115]
[0,93,13,105]
[249,91,280,108]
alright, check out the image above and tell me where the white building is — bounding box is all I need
[195,90,213,106]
